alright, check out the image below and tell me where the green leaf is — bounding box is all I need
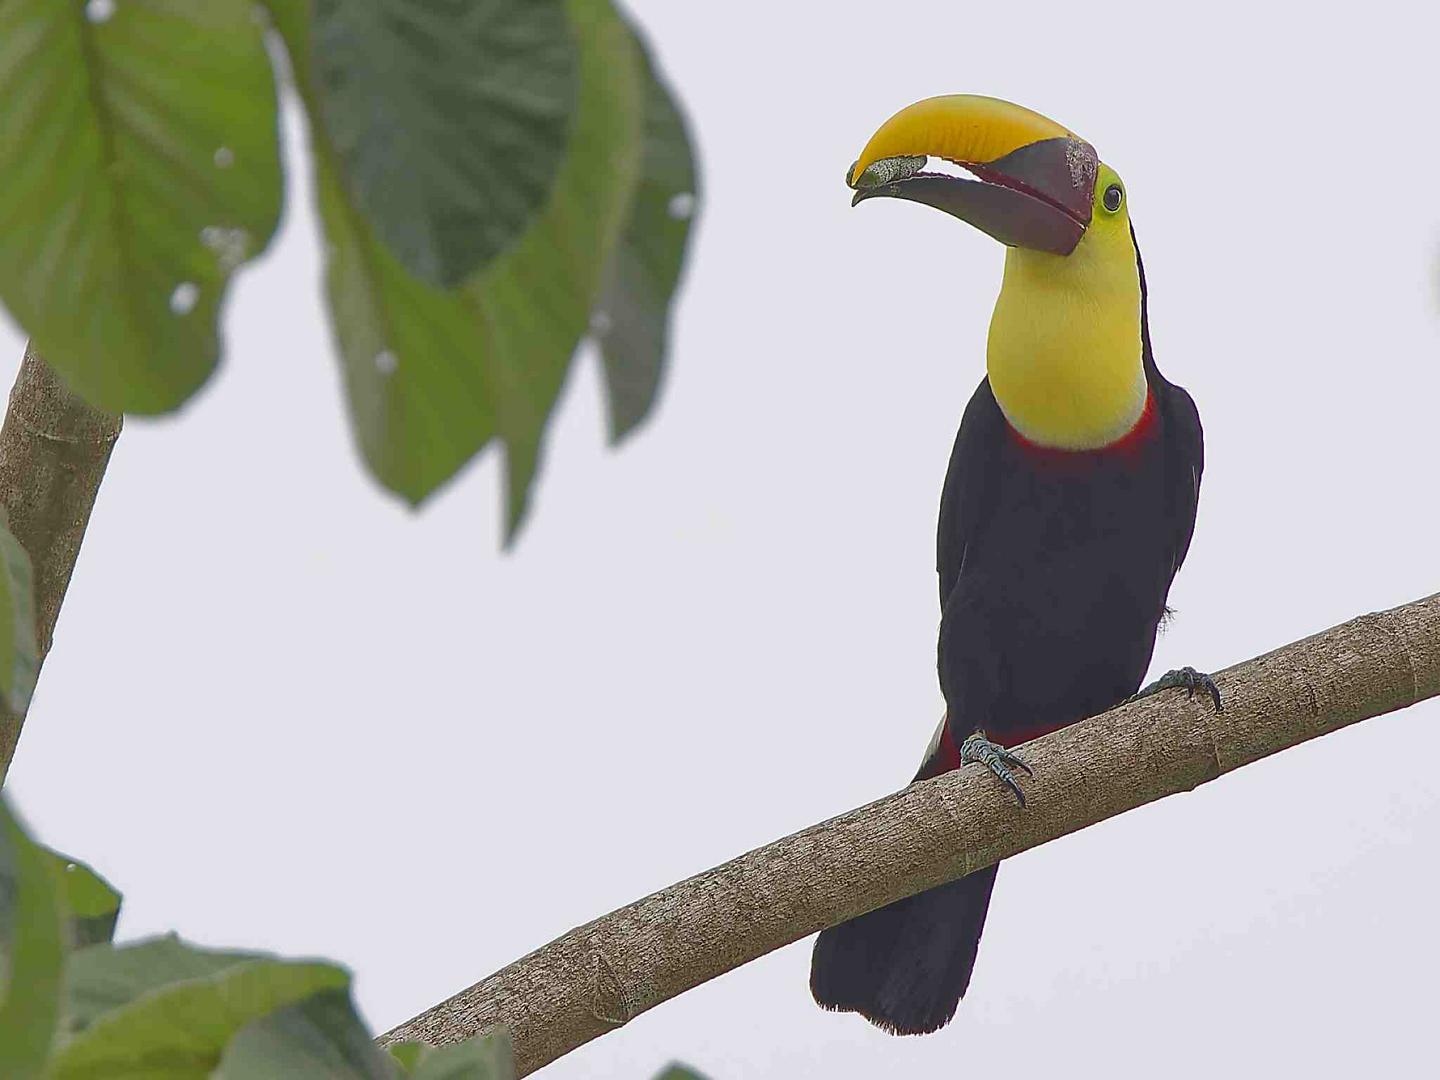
[0,0,283,413]
[43,849,122,948]
[271,0,643,528]
[0,510,37,714]
[62,934,259,1037]
[311,0,577,288]
[216,986,399,1079]
[381,1030,515,1080]
[312,150,502,506]
[652,1065,711,1080]
[595,28,700,443]
[467,0,645,538]
[266,0,502,505]
[387,1041,425,1075]
[409,1028,515,1080]
[50,942,347,1078]
[0,799,65,1079]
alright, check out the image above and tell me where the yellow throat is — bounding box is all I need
[985,165,1146,450]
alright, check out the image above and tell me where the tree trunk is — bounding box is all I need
[0,344,121,782]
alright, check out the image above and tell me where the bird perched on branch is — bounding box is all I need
[810,95,1218,1036]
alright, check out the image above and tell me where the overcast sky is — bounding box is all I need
[6,1,1440,1077]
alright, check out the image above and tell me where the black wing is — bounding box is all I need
[1155,376,1204,580]
[936,378,1006,605]
[1134,224,1204,581]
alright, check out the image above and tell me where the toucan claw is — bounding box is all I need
[1128,666,1223,713]
[960,731,1032,807]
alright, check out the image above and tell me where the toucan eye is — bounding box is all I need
[1103,184,1123,212]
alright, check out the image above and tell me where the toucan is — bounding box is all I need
[809,95,1218,1036]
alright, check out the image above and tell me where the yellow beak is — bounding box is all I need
[848,95,1099,256]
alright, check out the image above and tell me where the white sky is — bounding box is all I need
[7,1,1440,1076]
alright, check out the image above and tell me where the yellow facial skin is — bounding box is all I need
[985,163,1146,450]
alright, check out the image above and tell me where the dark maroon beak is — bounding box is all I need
[850,137,1098,256]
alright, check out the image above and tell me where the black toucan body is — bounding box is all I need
[810,96,1209,1035]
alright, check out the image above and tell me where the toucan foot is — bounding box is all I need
[1128,666,1223,713]
[960,732,1032,807]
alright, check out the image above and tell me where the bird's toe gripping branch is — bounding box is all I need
[960,732,1033,807]
[1128,666,1223,713]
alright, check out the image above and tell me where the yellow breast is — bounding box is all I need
[984,189,1146,451]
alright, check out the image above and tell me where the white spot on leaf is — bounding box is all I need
[213,146,235,168]
[201,226,251,272]
[374,350,397,375]
[169,282,199,315]
[86,0,115,22]
[667,192,696,220]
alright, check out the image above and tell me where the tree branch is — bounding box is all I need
[382,593,1440,1074]
[0,344,121,782]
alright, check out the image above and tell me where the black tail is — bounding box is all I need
[809,863,999,1035]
